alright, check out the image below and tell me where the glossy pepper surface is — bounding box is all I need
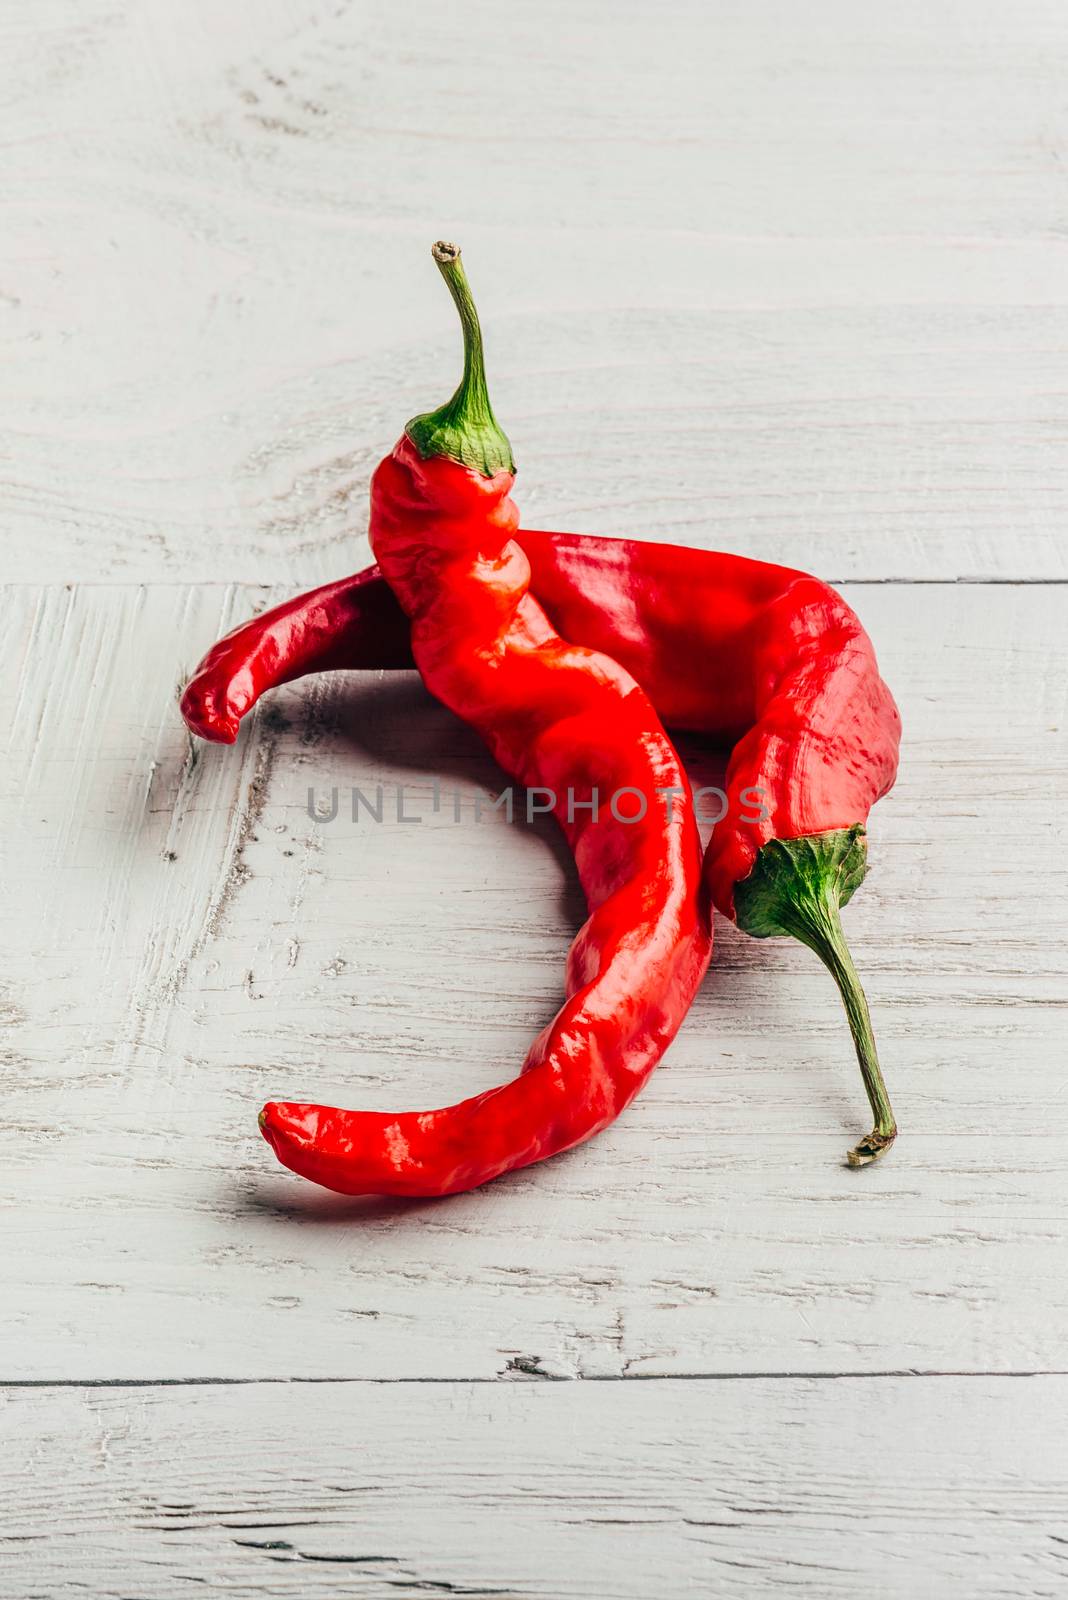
[257,243,712,1197]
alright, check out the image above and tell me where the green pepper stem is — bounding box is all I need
[733,827,898,1167]
[406,242,514,478]
[432,242,494,429]
[788,889,897,1167]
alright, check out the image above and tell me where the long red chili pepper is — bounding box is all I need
[256,243,712,1197]
[184,248,902,1166]
[184,540,899,1167]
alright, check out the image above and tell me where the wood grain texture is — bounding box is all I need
[4,0,1068,582]
[6,2,1068,1592]
[5,1378,1068,1599]
[2,582,1065,1380]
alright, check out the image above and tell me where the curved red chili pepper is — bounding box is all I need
[183,248,902,1167]
[257,244,712,1198]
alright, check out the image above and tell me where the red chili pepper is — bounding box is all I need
[256,243,712,1197]
[183,253,902,1168]
[185,546,898,1166]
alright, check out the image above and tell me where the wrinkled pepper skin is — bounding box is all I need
[258,438,712,1197]
[181,536,900,918]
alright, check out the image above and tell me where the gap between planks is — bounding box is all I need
[4,1371,1068,1388]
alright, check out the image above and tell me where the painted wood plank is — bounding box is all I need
[4,1378,1068,1598]
[7,4,1066,1592]
[1,581,1065,1379]
[5,0,1068,581]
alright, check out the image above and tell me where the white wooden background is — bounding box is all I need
[3,2,1068,1595]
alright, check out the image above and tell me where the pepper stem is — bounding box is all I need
[406,242,515,478]
[733,826,897,1167]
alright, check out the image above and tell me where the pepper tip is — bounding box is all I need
[846,1127,897,1168]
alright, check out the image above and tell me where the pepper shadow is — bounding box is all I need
[228,1149,583,1225]
[324,668,587,929]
